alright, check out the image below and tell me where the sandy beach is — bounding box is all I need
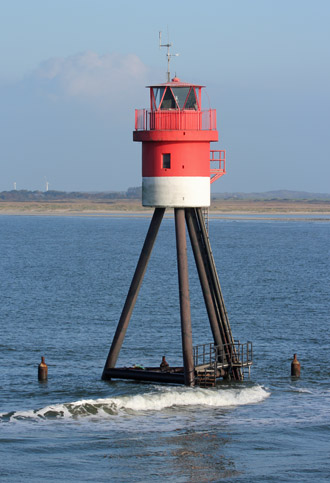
[0,199,329,217]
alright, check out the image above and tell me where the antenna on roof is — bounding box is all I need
[159,31,179,83]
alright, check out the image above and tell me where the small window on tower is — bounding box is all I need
[162,153,171,169]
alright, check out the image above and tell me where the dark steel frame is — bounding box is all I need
[102,207,241,386]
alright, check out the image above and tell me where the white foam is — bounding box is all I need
[289,386,313,394]
[2,385,270,422]
[109,385,270,411]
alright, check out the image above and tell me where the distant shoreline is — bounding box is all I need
[0,199,330,218]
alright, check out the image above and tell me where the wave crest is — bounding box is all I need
[1,385,270,422]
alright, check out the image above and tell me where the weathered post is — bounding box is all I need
[291,353,301,377]
[38,356,48,381]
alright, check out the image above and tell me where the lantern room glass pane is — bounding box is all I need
[171,87,190,109]
[153,87,165,109]
[160,88,178,110]
[184,88,198,109]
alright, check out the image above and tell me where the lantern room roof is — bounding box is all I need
[147,77,204,88]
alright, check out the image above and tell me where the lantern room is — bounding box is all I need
[150,78,200,111]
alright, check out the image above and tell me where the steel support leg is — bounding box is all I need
[102,208,165,377]
[195,207,242,381]
[175,208,195,387]
[195,208,232,343]
[185,208,223,350]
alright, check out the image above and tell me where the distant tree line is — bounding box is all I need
[0,187,142,202]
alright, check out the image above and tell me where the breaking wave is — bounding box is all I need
[1,385,270,422]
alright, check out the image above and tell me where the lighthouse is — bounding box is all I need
[102,52,252,387]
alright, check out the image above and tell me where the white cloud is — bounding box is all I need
[34,51,149,109]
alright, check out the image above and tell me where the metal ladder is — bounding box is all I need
[196,368,216,387]
[202,207,209,233]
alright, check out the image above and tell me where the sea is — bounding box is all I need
[0,213,329,482]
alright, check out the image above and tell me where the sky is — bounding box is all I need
[0,0,329,193]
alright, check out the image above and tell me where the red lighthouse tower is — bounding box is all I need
[134,76,225,207]
[102,55,252,387]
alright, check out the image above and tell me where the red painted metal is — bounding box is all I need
[142,141,211,177]
[134,109,217,131]
[133,130,218,143]
[210,149,226,184]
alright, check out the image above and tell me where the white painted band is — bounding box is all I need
[142,177,210,207]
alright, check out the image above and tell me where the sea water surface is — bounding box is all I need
[0,215,329,481]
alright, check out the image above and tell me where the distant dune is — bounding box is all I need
[212,189,330,201]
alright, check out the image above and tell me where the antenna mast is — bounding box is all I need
[159,31,179,82]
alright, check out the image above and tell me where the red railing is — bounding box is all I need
[210,150,226,184]
[135,109,217,131]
